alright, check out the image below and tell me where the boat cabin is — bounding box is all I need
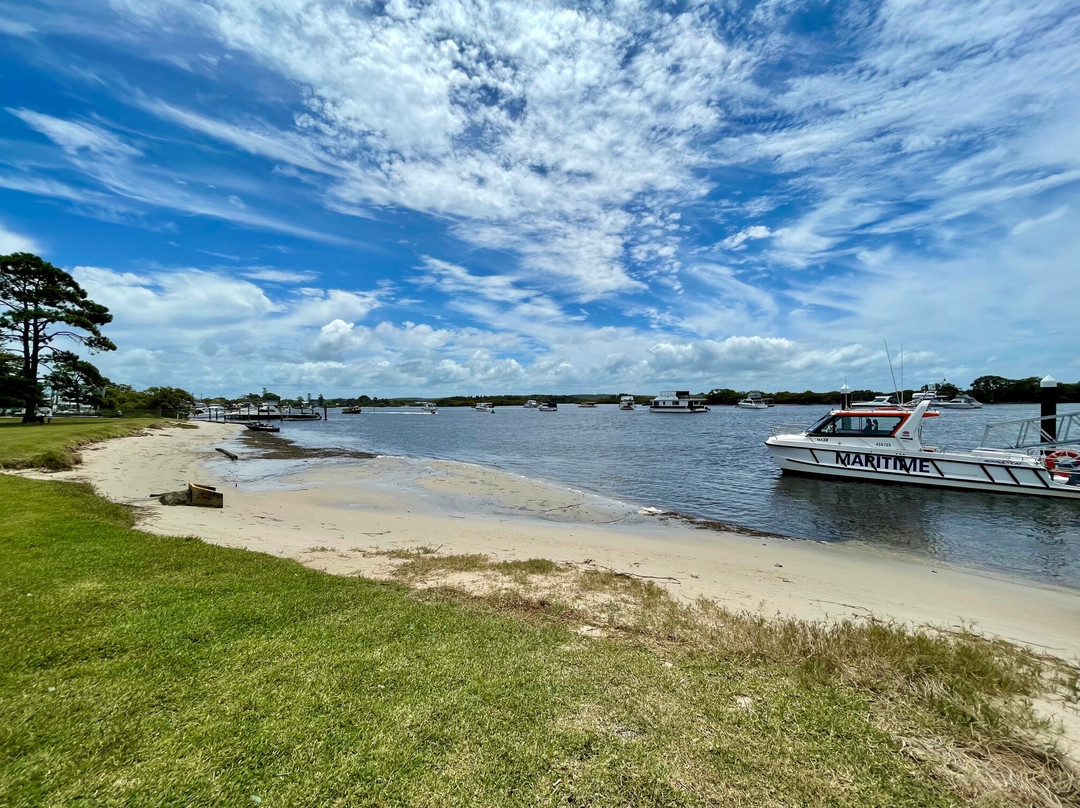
[807,409,938,438]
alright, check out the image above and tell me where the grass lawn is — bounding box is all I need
[0,418,164,470]
[1,423,1076,807]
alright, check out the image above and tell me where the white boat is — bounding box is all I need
[849,394,902,409]
[578,401,597,408]
[736,391,769,409]
[765,400,1080,499]
[538,401,558,411]
[412,401,438,414]
[618,394,636,411]
[936,394,983,410]
[649,390,710,413]
[524,399,539,408]
[474,402,495,413]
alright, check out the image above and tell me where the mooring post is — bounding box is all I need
[1041,375,1058,445]
[840,383,852,409]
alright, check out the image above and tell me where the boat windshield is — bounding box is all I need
[810,413,906,437]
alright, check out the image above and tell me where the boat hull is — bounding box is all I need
[766,441,1080,499]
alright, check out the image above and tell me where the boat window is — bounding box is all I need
[810,414,905,436]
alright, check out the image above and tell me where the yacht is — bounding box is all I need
[765,400,1080,498]
[649,390,710,413]
[736,391,769,409]
[849,394,902,410]
[618,394,636,411]
[524,399,539,409]
[936,394,983,409]
[474,402,495,413]
[538,401,558,411]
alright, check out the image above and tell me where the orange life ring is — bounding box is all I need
[1045,449,1080,470]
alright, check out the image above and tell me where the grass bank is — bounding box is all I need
[0,418,165,470]
[1,425,1077,807]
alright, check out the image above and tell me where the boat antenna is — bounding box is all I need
[884,339,901,403]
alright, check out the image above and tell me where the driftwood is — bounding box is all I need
[215,447,238,460]
[158,483,224,508]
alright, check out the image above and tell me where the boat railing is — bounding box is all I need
[978,410,1080,451]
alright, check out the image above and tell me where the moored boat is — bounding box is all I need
[849,394,901,409]
[765,400,1080,498]
[936,394,983,409]
[524,399,539,408]
[538,401,558,411]
[245,421,280,432]
[618,394,636,411]
[736,391,769,409]
[341,406,362,414]
[474,402,495,413]
[649,390,710,413]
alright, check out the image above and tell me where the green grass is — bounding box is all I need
[1,422,1077,807]
[0,418,164,470]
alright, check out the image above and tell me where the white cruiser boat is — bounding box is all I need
[538,401,558,411]
[736,391,769,409]
[849,394,901,409]
[618,394,636,410]
[649,390,710,413]
[524,399,539,408]
[765,400,1080,499]
[936,394,983,410]
[474,402,495,413]
[413,401,438,414]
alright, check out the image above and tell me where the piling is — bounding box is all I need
[1041,375,1058,444]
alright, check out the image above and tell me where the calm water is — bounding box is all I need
[269,403,1080,588]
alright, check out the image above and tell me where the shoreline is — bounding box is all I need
[33,420,1077,657]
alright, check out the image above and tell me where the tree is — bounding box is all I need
[44,351,107,412]
[0,253,115,423]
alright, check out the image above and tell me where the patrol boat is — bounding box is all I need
[765,399,1080,499]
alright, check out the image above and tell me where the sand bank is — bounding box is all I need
[39,420,1077,662]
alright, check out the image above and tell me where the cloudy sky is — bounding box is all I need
[2,0,1078,399]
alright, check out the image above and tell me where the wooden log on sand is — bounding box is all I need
[215,447,238,460]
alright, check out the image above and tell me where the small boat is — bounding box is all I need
[245,422,280,432]
[413,401,438,414]
[936,394,983,410]
[618,394,636,411]
[649,390,710,413]
[736,391,769,409]
[524,399,539,409]
[765,400,1080,498]
[341,406,362,414]
[538,401,558,411]
[474,402,495,413]
[578,401,597,408]
[849,394,902,410]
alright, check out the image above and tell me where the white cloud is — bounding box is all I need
[721,225,771,250]
[0,222,38,254]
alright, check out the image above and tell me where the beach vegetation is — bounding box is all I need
[0,252,115,423]
[0,418,161,470]
[2,424,1078,807]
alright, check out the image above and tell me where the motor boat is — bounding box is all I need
[538,401,558,411]
[474,402,495,413]
[649,391,710,413]
[411,401,438,414]
[341,406,362,414]
[736,391,769,409]
[578,401,597,408]
[524,400,539,408]
[618,394,636,411]
[765,400,1080,498]
[849,394,902,409]
[936,394,983,409]
[245,422,280,432]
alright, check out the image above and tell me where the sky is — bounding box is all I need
[1,0,1078,400]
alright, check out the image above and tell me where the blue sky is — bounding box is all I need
[1,0,1078,399]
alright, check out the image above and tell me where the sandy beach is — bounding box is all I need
[41,420,1077,656]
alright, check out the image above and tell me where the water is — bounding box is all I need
[266,403,1080,588]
